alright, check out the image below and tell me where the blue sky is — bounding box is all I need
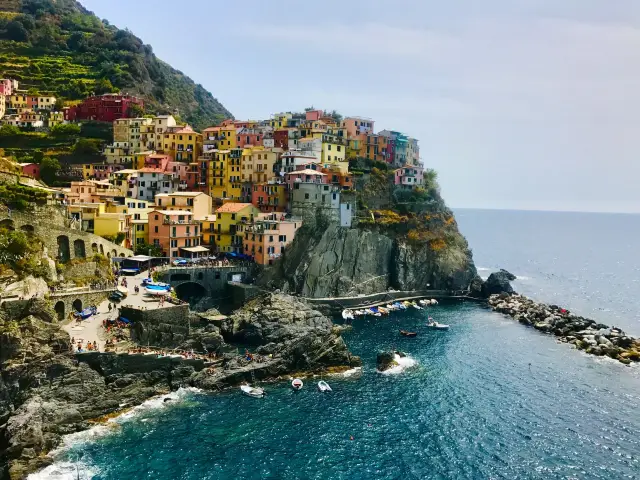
[81,0,640,213]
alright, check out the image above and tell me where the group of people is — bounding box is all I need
[71,337,99,353]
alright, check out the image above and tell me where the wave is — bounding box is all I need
[477,267,491,272]
[27,387,203,480]
[378,354,417,375]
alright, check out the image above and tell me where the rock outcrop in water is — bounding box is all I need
[489,294,640,364]
[482,269,517,297]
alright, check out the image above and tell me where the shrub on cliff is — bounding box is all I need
[0,228,50,279]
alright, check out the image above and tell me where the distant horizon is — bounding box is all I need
[452,206,640,215]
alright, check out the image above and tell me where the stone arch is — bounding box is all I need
[92,243,98,254]
[72,299,82,312]
[111,249,117,258]
[99,244,104,255]
[174,282,206,304]
[57,235,70,262]
[170,273,191,282]
[0,218,15,231]
[107,252,111,259]
[73,239,86,258]
[20,224,35,234]
[197,272,204,280]
[120,253,125,257]
[54,301,65,321]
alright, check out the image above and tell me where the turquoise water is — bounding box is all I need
[34,210,640,479]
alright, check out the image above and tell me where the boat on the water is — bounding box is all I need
[386,304,397,311]
[419,299,429,306]
[292,378,303,390]
[368,307,382,317]
[74,305,97,319]
[412,303,422,310]
[240,385,265,398]
[378,307,389,315]
[317,380,332,392]
[427,321,449,330]
[342,309,355,321]
[400,330,417,337]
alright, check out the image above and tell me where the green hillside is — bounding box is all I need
[0,0,232,129]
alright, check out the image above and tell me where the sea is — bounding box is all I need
[31,209,640,480]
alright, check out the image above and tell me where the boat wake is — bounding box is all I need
[27,387,203,479]
[378,354,417,375]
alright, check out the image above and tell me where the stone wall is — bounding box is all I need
[158,265,250,299]
[0,204,132,261]
[227,282,262,309]
[120,304,192,347]
[120,304,190,326]
[49,290,113,321]
[61,261,98,280]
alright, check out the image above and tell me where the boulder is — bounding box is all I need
[482,269,517,297]
[376,352,399,372]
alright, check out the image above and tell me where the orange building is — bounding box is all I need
[251,181,288,213]
[148,209,204,259]
[243,213,302,265]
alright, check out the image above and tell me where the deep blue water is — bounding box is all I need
[33,210,640,480]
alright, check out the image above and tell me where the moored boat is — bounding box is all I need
[240,385,265,398]
[400,330,417,337]
[317,380,332,392]
[74,305,97,319]
[342,309,355,320]
[426,321,449,330]
[378,307,389,315]
[292,378,303,390]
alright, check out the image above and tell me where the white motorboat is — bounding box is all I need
[430,299,439,305]
[292,378,303,390]
[412,304,422,310]
[317,380,332,392]
[419,299,429,306]
[342,309,355,321]
[427,321,450,330]
[240,385,265,398]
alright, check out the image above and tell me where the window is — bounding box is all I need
[172,251,178,257]
[154,215,159,220]
[215,272,221,279]
[172,227,176,236]
[153,239,160,246]
[304,193,309,199]
[337,146,341,152]
[231,214,236,220]
[279,235,286,242]
[269,235,273,242]
[171,240,177,248]
[136,237,143,244]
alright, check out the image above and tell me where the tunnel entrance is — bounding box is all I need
[174,282,206,306]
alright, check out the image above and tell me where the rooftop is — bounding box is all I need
[287,169,326,176]
[216,202,253,213]
[155,192,205,197]
[152,210,194,216]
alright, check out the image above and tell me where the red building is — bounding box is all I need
[18,163,40,179]
[273,128,289,149]
[64,94,144,123]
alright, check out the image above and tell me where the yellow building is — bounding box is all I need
[162,126,203,163]
[212,203,260,253]
[9,94,28,113]
[269,112,292,129]
[94,212,128,244]
[105,142,134,165]
[209,149,242,200]
[201,214,217,248]
[109,169,139,196]
[124,198,154,248]
[37,95,56,110]
[241,146,279,184]
[48,111,64,127]
[154,192,212,220]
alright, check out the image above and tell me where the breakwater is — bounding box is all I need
[489,293,640,364]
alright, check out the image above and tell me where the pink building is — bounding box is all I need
[0,79,17,96]
[305,109,324,121]
[19,163,40,179]
[243,213,302,265]
[235,128,263,148]
[342,117,375,138]
[393,166,424,188]
[148,210,204,259]
[284,169,327,190]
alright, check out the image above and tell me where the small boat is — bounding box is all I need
[317,380,332,392]
[412,303,422,310]
[292,378,303,390]
[419,299,429,306]
[240,385,265,398]
[394,302,406,310]
[427,321,450,330]
[378,307,389,315]
[342,309,354,321]
[74,306,97,319]
[400,330,417,337]
[430,299,439,305]
[386,304,396,311]
[368,307,382,317]
[145,281,170,289]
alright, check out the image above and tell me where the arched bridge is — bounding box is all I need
[158,265,250,301]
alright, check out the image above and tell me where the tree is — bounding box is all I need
[0,125,21,136]
[94,78,117,95]
[40,157,61,185]
[73,138,101,156]
[50,123,81,136]
[127,103,144,117]
[6,20,28,42]
[26,87,40,96]
[54,98,66,111]
[134,242,163,257]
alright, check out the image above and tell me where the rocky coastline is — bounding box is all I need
[0,294,360,479]
[488,293,640,365]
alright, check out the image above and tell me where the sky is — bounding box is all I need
[81,0,640,213]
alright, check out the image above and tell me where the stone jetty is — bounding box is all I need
[489,293,640,365]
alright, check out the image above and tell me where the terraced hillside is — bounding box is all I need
[0,0,232,129]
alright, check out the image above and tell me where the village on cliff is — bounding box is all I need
[0,81,424,263]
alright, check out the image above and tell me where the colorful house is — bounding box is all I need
[64,94,144,123]
[82,163,126,181]
[148,210,203,258]
[162,126,203,163]
[18,163,40,179]
[243,213,302,265]
[251,181,288,213]
[200,214,217,248]
[394,166,424,188]
[212,203,260,253]
[154,192,212,220]
[284,169,327,190]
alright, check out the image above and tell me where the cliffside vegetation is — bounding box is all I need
[0,0,232,129]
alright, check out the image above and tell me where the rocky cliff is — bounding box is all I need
[260,168,480,298]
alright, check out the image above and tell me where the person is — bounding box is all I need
[71,336,75,344]
[108,303,112,312]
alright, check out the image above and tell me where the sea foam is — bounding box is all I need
[378,354,417,375]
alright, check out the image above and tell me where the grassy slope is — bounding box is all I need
[0,0,232,130]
